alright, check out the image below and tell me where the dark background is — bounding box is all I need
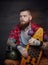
[0,0,48,65]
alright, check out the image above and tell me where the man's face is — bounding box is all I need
[19,10,32,25]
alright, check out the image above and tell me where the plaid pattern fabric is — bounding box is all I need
[9,23,48,45]
[9,25,21,45]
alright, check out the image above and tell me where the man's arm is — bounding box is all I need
[42,42,48,50]
[7,25,20,48]
[7,38,17,48]
[42,31,48,50]
[28,38,48,50]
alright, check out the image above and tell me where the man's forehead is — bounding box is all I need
[20,10,31,15]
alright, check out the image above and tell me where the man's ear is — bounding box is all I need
[30,15,32,20]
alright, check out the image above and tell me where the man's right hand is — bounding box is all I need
[17,45,28,58]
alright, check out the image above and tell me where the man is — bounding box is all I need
[4,9,48,65]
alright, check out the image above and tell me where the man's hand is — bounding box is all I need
[28,38,40,46]
[17,46,28,58]
[42,42,48,50]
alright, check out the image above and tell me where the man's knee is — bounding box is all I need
[4,59,20,65]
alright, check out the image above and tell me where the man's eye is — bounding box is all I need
[24,15,26,17]
[20,15,26,18]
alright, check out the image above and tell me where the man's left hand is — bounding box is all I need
[28,38,40,46]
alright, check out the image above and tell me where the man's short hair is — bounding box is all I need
[19,8,32,15]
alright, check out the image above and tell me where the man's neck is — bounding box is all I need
[24,23,31,31]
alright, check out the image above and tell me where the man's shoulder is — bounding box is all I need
[10,24,21,33]
[31,23,41,32]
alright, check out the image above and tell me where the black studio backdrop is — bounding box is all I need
[0,0,48,65]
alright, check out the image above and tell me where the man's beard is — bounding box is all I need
[20,22,29,30]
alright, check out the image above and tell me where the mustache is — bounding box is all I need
[20,20,26,23]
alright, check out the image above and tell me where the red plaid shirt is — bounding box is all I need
[9,23,48,45]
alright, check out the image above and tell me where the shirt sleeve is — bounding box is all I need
[43,31,48,42]
[8,29,17,43]
[43,31,48,58]
[8,25,20,45]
